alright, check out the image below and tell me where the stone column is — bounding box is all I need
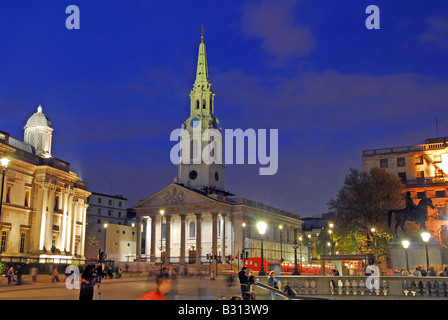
[195,213,202,264]
[65,192,74,254]
[39,184,49,252]
[145,218,151,260]
[136,216,143,261]
[71,200,80,255]
[179,214,186,265]
[165,214,171,265]
[150,216,156,262]
[211,212,218,261]
[221,214,226,262]
[44,184,56,251]
[80,203,88,258]
[60,188,69,253]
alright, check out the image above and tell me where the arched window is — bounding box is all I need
[196,100,200,109]
[189,222,196,238]
[202,100,206,109]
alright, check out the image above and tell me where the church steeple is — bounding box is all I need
[189,26,215,117]
[177,29,226,194]
[194,25,209,87]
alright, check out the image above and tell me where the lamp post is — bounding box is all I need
[328,222,334,255]
[292,240,300,275]
[257,221,267,276]
[421,231,431,270]
[0,157,10,219]
[402,240,410,272]
[242,222,246,260]
[279,225,283,263]
[103,223,108,255]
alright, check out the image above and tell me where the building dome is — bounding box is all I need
[23,105,53,158]
[24,105,52,129]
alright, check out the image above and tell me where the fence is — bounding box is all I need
[257,275,448,298]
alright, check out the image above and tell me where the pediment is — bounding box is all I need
[134,183,216,208]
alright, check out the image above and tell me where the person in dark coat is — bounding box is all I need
[238,267,249,298]
[79,265,96,300]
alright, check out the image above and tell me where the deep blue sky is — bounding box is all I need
[1,0,448,217]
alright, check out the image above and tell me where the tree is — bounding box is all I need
[327,167,404,257]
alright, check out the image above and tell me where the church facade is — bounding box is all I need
[0,106,90,263]
[134,35,303,269]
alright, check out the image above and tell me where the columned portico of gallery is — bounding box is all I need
[135,208,235,268]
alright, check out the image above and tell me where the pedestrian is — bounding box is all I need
[30,267,38,282]
[79,265,96,301]
[7,267,16,285]
[247,270,257,300]
[413,266,422,277]
[15,264,23,285]
[238,267,249,298]
[138,274,171,300]
[115,266,121,279]
[51,266,60,282]
[107,267,114,279]
[267,270,278,300]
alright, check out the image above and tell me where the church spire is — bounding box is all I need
[194,25,210,88]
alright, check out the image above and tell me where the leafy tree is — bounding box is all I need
[327,167,404,258]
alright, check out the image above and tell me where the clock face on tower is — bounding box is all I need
[190,118,200,128]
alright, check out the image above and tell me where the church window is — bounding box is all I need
[202,100,206,109]
[189,222,195,238]
[189,170,198,180]
[214,172,219,181]
[196,100,199,109]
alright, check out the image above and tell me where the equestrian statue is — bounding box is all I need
[387,191,434,237]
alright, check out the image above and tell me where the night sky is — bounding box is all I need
[1,1,448,217]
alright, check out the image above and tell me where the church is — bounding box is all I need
[0,106,90,263]
[134,33,304,271]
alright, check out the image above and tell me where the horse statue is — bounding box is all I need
[387,197,434,236]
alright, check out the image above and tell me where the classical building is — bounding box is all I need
[362,136,448,248]
[134,34,303,269]
[85,192,137,261]
[0,106,90,263]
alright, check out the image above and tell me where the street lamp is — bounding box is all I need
[103,223,108,254]
[257,221,267,276]
[292,241,300,275]
[279,225,283,262]
[402,240,410,272]
[242,222,246,260]
[421,231,431,269]
[0,157,10,219]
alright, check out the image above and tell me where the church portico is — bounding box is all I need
[135,185,234,265]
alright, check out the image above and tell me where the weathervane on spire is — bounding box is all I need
[199,25,205,42]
